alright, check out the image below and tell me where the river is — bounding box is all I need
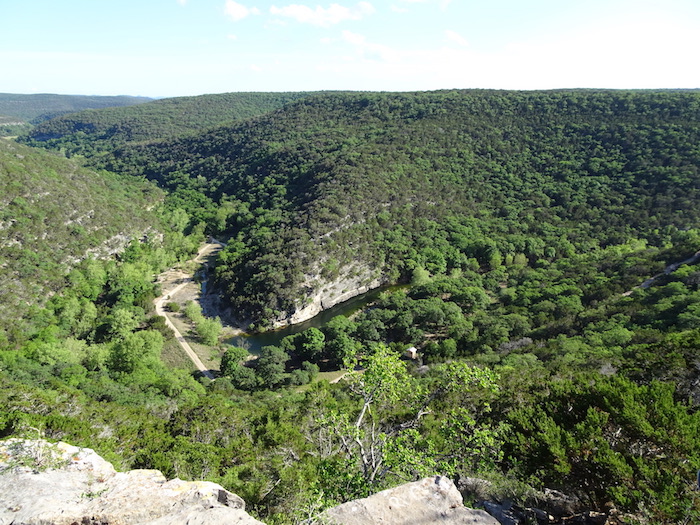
[228,285,405,354]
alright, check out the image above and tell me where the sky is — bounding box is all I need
[1,0,699,97]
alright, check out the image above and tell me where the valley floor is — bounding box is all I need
[153,241,225,378]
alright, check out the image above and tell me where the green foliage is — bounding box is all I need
[166,301,180,312]
[108,330,163,374]
[501,374,700,519]
[65,89,700,327]
[256,346,290,389]
[0,139,163,337]
[4,89,700,524]
[21,92,312,155]
[182,301,222,346]
[196,317,222,346]
[220,346,249,377]
[106,308,140,341]
[183,301,203,322]
[0,93,150,124]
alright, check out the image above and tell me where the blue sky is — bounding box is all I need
[1,0,699,97]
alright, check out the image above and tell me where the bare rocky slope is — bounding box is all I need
[0,438,497,525]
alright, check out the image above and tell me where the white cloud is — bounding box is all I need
[391,0,450,13]
[177,0,187,5]
[323,10,700,91]
[444,29,468,47]
[270,2,375,27]
[224,1,260,21]
[341,30,400,62]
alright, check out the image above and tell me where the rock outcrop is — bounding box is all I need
[0,438,264,525]
[322,475,500,524]
[1,439,500,525]
[274,263,385,327]
[457,475,634,525]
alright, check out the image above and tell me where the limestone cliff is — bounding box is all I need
[274,262,385,327]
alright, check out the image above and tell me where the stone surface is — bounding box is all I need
[0,438,263,525]
[322,475,500,524]
[1,439,501,525]
[274,263,385,327]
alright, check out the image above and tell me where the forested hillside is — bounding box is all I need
[0,114,31,136]
[0,139,162,338]
[3,89,700,524]
[21,92,313,155]
[88,90,700,327]
[0,93,151,125]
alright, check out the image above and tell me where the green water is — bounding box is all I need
[228,285,404,354]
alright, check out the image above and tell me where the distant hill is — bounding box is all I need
[21,92,313,154]
[0,138,162,334]
[0,93,151,125]
[91,89,700,326]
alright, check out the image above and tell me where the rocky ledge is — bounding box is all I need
[0,438,497,525]
[322,476,499,524]
[0,438,263,525]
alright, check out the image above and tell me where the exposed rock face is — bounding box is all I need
[0,438,263,525]
[457,475,633,525]
[274,263,385,327]
[1,439,499,525]
[322,475,500,525]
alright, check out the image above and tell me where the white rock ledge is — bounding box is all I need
[0,438,263,525]
[322,475,500,525]
[0,439,497,525]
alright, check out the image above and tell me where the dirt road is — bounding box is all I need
[153,241,224,380]
[622,249,700,296]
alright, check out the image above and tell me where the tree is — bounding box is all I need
[316,345,502,495]
[411,266,431,286]
[109,332,145,374]
[296,327,325,361]
[326,332,360,366]
[196,316,222,346]
[107,307,139,341]
[256,346,289,388]
[230,364,260,390]
[324,316,360,365]
[107,330,163,374]
[220,346,249,376]
[184,301,203,322]
[327,345,422,488]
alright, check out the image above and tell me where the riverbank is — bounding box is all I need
[228,284,406,355]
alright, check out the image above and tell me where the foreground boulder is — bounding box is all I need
[1,439,499,525]
[0,438,263,525]
[322,475,499,524]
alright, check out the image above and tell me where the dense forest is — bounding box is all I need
[0,139,163,338]
[86,90,700,327]
[2,89,700,524]
[0,93,151,128]
[21,91,313,156]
